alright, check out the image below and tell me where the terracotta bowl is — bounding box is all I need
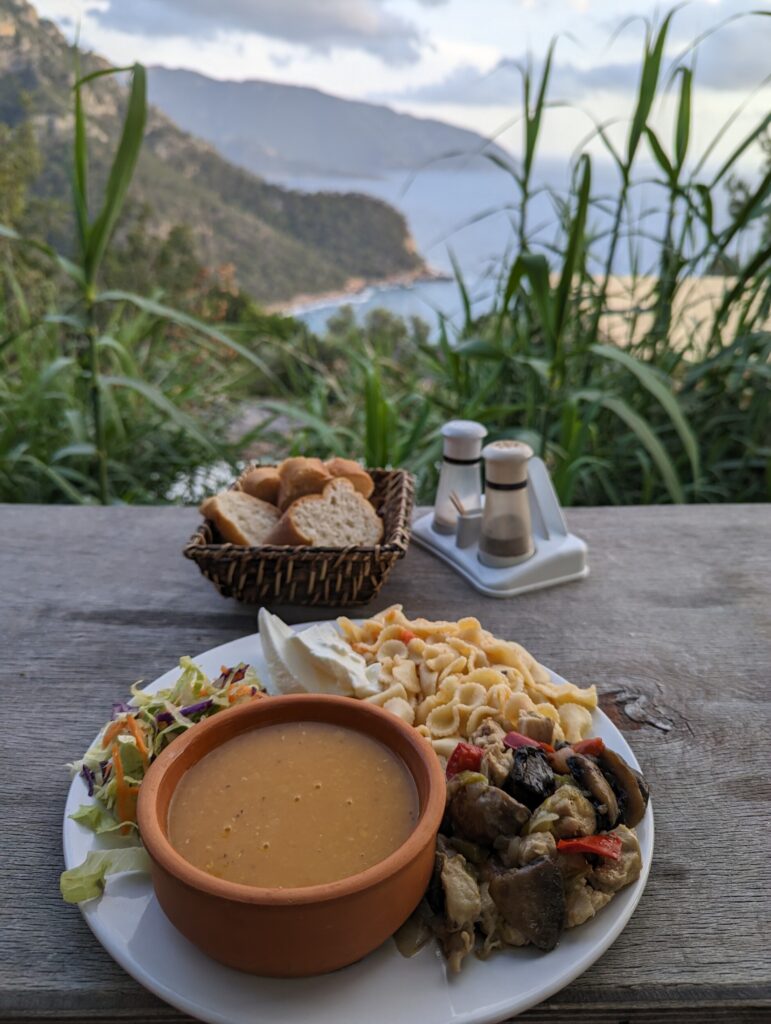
[137,694,446,977]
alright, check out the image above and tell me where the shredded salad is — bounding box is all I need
[61,658,264,903]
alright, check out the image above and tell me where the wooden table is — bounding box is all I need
[2,503,770,1023]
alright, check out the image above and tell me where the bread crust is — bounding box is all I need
[325,457,375,499]
[276,457,332,511]
[239,466,280,506]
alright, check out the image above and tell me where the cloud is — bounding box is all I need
[88,0,446,66]
[384,17,770,106]
[380,59,639,106]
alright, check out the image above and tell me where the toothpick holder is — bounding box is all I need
[412,457,589,598]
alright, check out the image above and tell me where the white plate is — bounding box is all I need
[63,624,654,1024]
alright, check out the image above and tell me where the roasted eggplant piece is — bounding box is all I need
[449,777,531,844]
[489,856,566,951]
[567,753,620,828]
[505,746,556,810]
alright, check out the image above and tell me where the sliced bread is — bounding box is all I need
[325,457,374,499]
[264,478,384,547]
[239,466,281,505]
[199,490,280,546]
[276,456,332,511]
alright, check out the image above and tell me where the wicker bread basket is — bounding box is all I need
[184,466,415,607]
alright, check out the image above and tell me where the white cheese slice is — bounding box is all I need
[257,609,382,700]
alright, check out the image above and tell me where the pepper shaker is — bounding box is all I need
[478,440,535,567]
[432,420,487,535]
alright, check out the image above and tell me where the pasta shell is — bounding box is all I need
[503,691,536,727]
[336,616,362,642]
[418,662,438,697]
[383,697,415,726]
[377,639,409,662]
[559,702,593,742]
[452,682,488,709]
[466,705,503,735]
[438,656,469,682]
[415,693,442,726]
[365,682,409,707]
[392,659,421,696]
[527,677,598,709]
[486,682,514,712]
[432,736,462,760]
[463,668,508,690]
[426,703,462,738]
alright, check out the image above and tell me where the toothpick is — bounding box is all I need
[449,491,466,516]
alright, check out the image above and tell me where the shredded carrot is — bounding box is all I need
[101,719,125,748]
[124,715,149,765]
[112,742,139,833]
[228,684,263,704]
[103,715,149,773]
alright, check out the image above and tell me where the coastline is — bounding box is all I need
[266,264,450,316]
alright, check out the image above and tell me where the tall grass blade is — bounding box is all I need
[100,375,216,453]
[576,390,685,502]
[554,154,591,343]
[84,65,147,284]
[674,66,692,170]
[628,9,678,165]
[448,249,472,331]
[589,343,700,482]
[96,291,278,381]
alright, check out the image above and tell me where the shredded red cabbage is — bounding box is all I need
[156,698,214,726]
[180,698,214,717]
[81,764,95,796]
[111,701,130,718]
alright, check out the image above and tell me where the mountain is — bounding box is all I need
[147,67,508,180]
[0,0,424,304]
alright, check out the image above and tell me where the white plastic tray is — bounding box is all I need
[412,458,589,598]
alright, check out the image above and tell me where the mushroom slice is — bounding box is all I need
[489,857,566,951]
[599,747,649,827]
[448,777,530,844]
[567,753,620,828]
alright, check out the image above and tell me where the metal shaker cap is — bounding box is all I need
[441,420,487,461]
[482,440,533,485]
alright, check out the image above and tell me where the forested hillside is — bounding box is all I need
[0,0,424,303]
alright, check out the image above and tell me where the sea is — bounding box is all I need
[276,160,714,335]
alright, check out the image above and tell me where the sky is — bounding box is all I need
[33,0,771,167]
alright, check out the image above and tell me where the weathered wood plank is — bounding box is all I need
[1,503,769,1022]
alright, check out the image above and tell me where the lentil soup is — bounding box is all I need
[167,721,419,888]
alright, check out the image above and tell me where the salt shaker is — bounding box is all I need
[432,420,487,535]
[478,440,535,567]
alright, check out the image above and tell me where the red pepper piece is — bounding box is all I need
[572,737,605,757]
[399,629,417,644]
[556,834,623,860]
[446,742,484,778]
[503,730,554,754]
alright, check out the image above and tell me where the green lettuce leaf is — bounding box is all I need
[69,803,137,834]
[60,847,150,904]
